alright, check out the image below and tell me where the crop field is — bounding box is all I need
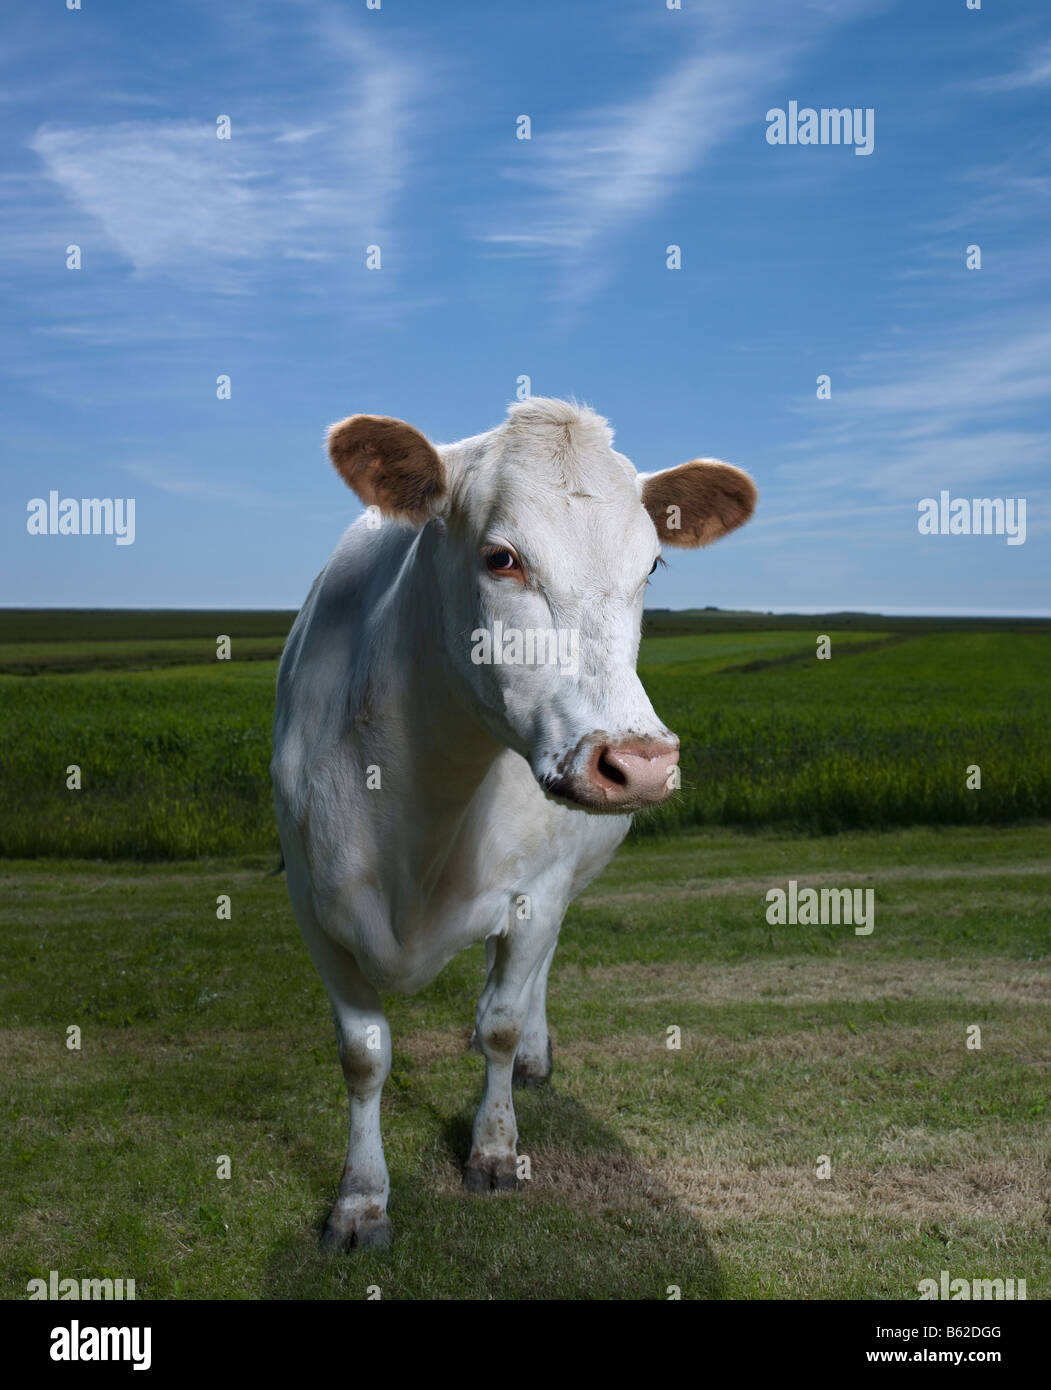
[1,611,1048,859]
[0,609,1048,1301]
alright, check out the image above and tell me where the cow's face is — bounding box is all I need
[327,400,756,813]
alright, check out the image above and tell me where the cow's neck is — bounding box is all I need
[377,524,503,888]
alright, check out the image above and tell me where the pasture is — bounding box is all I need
[1,611,1049,859]
[0,609,1048,1299]
[2,827,1047,1299]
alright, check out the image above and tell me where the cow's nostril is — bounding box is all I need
[583,739,680,805]
[595,747,629,787]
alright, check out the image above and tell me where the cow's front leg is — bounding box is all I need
[314,936,393,1252]
[465,924,557,1193]
[469,934,556,1086]
[513,935,557,1088]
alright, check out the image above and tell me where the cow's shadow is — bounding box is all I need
[261,1064,723,1300]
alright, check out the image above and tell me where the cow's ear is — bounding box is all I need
[639,459,757,547]
[327,414,446,525]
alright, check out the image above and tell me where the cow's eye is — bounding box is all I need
[484,546,523,578]
[649,555,664,576]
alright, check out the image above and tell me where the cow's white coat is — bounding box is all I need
[272,398,754,1247]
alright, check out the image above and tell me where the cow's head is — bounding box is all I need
[327,399,756,813]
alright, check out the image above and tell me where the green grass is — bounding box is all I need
[0,663,277,859]
[642,608,1051,637]
[2,612,1046,1298]
[0,625,1047,858]
[639,630,1051,834]
[2,825,1047,1299]
[0,637,287,676]
[0,609,296,645]
[628,629,884,672]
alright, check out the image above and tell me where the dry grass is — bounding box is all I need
[583,957,1050,1006]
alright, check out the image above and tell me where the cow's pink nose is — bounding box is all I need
[586,740,679,806]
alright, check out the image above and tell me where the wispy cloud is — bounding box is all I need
[28,19,424,289]
[831,328,1051,429]
[480,42,793,299]
[779,311,1051,499]
[972,40,1051,93]
[478,1,882,300]
[119,459,286,509]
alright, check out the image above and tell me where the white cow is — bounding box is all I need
[271,398,756,1250]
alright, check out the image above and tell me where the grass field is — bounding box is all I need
[1,608,1047,1300]
[0,637,288,676]
[1,611,1048,858]
[2,825,1047,1300]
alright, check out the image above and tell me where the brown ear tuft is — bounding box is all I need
[327,414,445,525]
[641,459,757,547]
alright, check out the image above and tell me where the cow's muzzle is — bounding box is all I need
[542,733,680,813]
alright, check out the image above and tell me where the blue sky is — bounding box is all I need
[2,0,1049,614]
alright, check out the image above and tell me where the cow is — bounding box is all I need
[271,397,756,1251]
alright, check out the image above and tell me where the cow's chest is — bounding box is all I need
[325,754,629,994]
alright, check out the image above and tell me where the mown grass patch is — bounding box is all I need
[2,825,1047,1299]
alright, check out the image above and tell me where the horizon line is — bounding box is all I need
[2,604,1050,620]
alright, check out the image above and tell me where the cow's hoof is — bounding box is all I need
[463,1154,521,1194]
[320,1206,392,1254]
[513,1039,553,1089]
